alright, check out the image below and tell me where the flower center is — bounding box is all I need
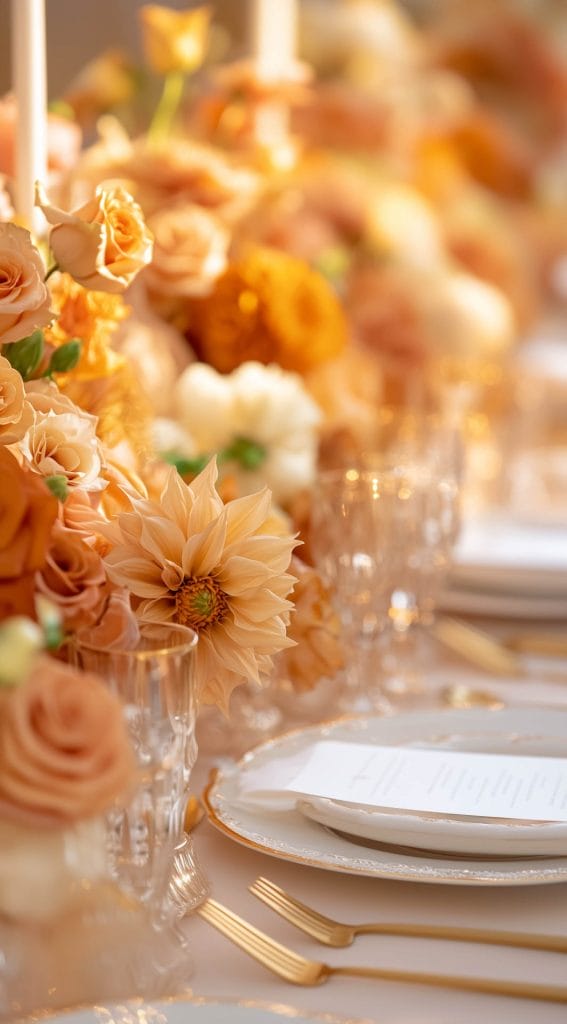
[174,575,229,631]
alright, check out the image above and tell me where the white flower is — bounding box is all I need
[173,362,322,504]
[152,417,195,458]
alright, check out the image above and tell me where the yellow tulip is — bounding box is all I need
[140,4,211,77]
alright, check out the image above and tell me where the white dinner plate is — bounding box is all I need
[22,996,367,1024]
[450,517,567,597]
[298,796,567,858]
[438,586,567,620]
[205,708,567,886]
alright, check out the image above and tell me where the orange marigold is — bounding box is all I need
[190,246,347,374]
[44,272,128,381]
[61,362,153,457]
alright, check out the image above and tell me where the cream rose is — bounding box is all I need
[144,202,229,298]
[0,655,136,822]
[0,816,107,922]
[0,354,33,443]
[0,223,52,344]
[36,182,153,294]
[19,384,105,492]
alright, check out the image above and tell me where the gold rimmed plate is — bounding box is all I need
[16,995,371,1024]
[204,708,567,887]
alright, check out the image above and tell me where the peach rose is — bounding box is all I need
[144,202,229,298]
[84,588,141,650]
[0,655,136,822]
[19,383,105,493]
[76,131,260,222]
[0,354,33,443]
[0,223,52,344]
[36,522,108,632]
[60,488,109,553]
[36,183,153,294]
[0,447,58,581]
[278,557,344,693]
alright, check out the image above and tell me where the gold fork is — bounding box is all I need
[250,876,567,953]
[197,898,567,1003]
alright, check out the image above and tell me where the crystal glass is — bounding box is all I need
[312,452,460,706]
[0,817,192,1021]
[71,620,208,925]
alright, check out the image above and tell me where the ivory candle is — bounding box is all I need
[11,0,48,236]
[252,0,297,82]
[250,0,298,159]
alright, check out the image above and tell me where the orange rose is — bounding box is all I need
[0,223,52,344]
[0,575,36,621]
[0,655,136,822]
[36,522,107,632]
[140,4,211,76]
[36,183,153,294]
[0,448,58,582]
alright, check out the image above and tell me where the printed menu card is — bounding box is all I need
[238,741,567,822]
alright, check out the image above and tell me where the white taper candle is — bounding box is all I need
[11,0,48,236]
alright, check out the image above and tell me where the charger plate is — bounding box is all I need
[204,708,567,887]
[18,996,369,1024]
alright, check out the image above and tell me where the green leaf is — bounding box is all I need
[45,475,69,502]
[4,330,44,379]
[314,246,351,285]
[225,436,267,470]
[35,596,64,651]
[46,339,82,375]
[162,451,209,477]
[48,99,75,120]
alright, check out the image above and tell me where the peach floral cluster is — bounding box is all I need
[0,185,153,645]
[0,654,136,825]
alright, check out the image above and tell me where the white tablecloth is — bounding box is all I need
[184,641,567,1024]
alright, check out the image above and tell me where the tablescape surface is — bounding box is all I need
[14,995,372,1024]
[204,708,567,885]
[197,897,567,1003]
[249,875,567,953]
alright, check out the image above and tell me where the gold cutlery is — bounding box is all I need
[441,683,505,710]
[434,618,567,680]
[250,876,567,953]
[507,634,567,658]
[433,617,521,676]
[197,897,567,1002]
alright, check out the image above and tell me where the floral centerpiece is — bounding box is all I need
[0,148,308,1010]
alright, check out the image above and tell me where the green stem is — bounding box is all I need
[44,262,60,282]
[147,70,185,146]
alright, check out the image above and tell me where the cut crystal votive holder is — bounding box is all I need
[71,620,209,927]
